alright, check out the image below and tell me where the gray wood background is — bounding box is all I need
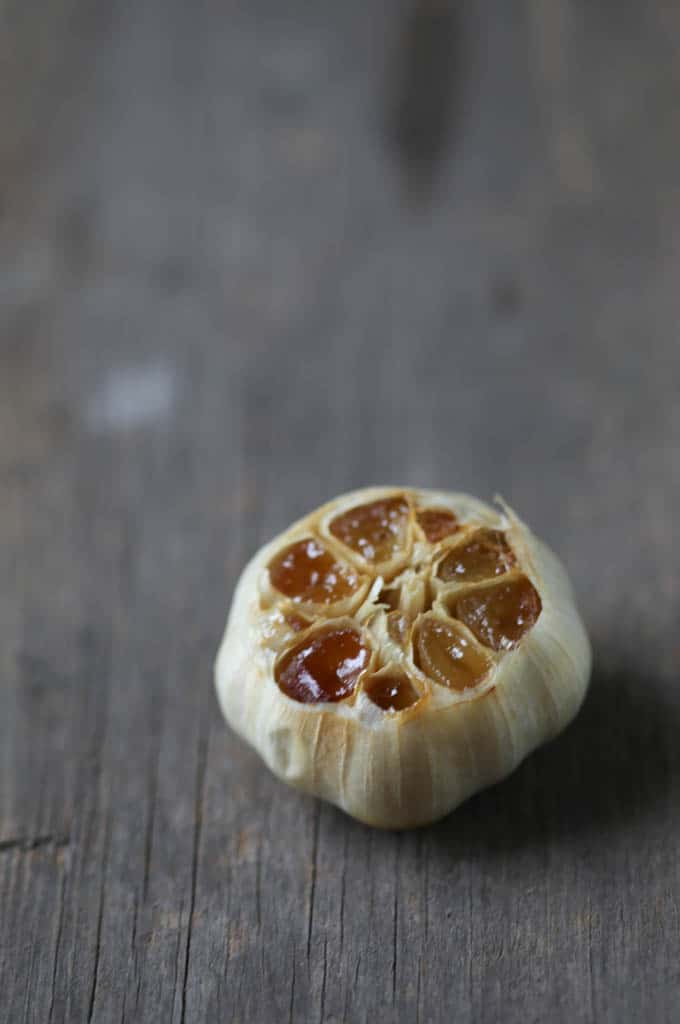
[1,1,679,1020]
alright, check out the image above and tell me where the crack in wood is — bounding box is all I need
[287,947,296,1024]
[392,861,399,1004]
[86,811,111,1023]
[319,937,328,1024]
[416,956,422,1024]
[142,745,159,904]
[0,834,70,853]
[172,897,184,1007]
[306,803,321,961]
[125,889,140,1023]
[179,726,208,1024]
[47,853,69,1024]
[339,828,348,959]
[254,831,262,932]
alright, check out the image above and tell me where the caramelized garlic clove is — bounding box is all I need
[413,613,493,693]
[415,507,460,543]
[327,494,412,569]
[436,528,516,583]
[362,666,421,712]
[275,623,370,704]
[451,574,542,651]
[268,536,365,606]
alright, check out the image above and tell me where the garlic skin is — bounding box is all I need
[215,487,591,829]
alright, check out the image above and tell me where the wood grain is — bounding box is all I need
[1,1,679,1021]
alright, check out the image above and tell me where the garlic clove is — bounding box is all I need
[448,573,543,652]
[274,620,371,704]
[415,507,460,543]
[318,492,414,579]
[362,665,422,712]
[436,527,516,583]
[268,536,364,606]
[413,612,494,694]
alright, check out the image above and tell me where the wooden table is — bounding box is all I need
[2,2,679,1020]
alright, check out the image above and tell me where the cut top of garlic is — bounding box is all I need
[257,488,543,714]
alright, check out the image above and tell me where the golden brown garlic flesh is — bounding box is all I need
[215,487,591,828]
[415,507,460,543]
[451,575,542,652]
[413,614,493,692]
[436,528,516,582]
[275,623,370,703]
[329,495,410,565]
[363,668,420,711]
[268,538,361,605]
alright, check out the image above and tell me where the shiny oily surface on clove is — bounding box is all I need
[437,528,516,583]
[275,625,370,703]
[268,537,361,605]
[363,671,420,711]
[453,575,542,651]
[414,614,492,692]
[329,495,410,564]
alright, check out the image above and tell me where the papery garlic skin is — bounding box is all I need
[215,487,591,829]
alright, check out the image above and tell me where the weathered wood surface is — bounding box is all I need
[1,1,679,1020]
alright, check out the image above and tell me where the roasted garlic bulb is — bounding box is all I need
[215,487,591,828]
